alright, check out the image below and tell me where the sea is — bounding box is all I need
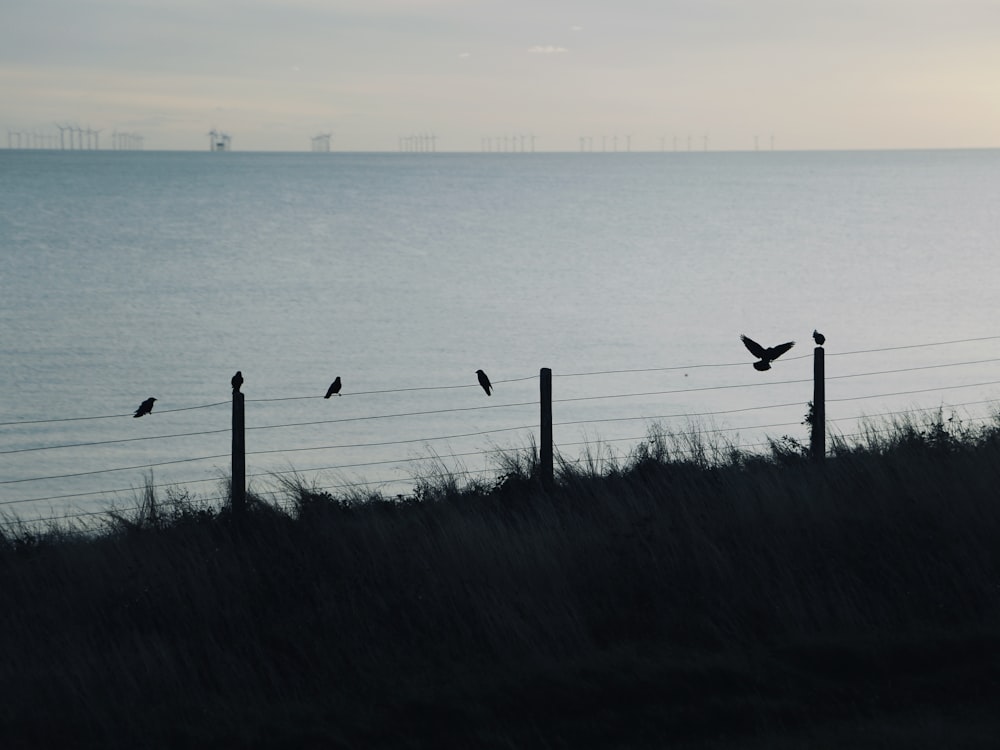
[2,148,1000,526]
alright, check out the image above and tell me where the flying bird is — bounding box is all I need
[741,335,795,371]
[133,397,156,418]
[476,369,492,396]
[324,376,342,398]
[231,371,243,393]
[813,329,826,346]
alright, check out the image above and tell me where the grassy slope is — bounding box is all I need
[2,416,999,748]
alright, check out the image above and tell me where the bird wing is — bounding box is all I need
[768,341,795,360]
[324,383,335,398]
[740,335,767,359]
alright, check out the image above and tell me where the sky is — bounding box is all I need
[2,0,999,152]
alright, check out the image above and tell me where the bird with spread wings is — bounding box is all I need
[741,335,795,371]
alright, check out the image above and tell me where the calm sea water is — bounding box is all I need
[2,149,1000,524]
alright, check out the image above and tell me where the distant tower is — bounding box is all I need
[311,133,332,152]
[208,129,231,151]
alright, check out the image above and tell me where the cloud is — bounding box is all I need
[529,45,568,54]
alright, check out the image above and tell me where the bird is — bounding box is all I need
[476,369,492,396]
[813,329,826,346]
[324,376,342,398]
[231,371,243,393]
[741,335,795,371]
[133,397,156,418]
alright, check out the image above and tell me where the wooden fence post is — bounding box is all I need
[232,386,246,516]
[540,367,554,490]
[811,346,826,463]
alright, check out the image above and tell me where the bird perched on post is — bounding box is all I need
[133,397,156,418]
[324,376,342,398]
[476,369,492,396]
[741,335,795,371]
[231,371,243,393]
[813,329,826,346]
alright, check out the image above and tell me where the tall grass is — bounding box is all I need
[2,412,1000,748]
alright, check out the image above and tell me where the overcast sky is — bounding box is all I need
[2,0,998,152]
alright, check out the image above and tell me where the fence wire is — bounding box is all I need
[4,333,1000,527]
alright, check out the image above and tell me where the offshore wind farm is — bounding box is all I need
[5,123,784,153]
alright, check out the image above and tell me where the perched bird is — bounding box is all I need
[324,376,342,398]
[133,397,156,418]
[231,371,243,393]
[813,329,826,346]
[476,369,492,396]
[741,335,795,371]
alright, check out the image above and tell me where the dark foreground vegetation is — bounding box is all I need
[2,413,1000,749]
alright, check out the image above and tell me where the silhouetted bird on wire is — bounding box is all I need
[324,377,342,398]
[741,335,795,371]
[813,329,826,346]
[133,397,156,418]
[231,371,243,393]
[476,369,492,396]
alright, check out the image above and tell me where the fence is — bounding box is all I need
[4,334,1000,528]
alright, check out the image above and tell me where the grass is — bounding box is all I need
[2,411,1000,748]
